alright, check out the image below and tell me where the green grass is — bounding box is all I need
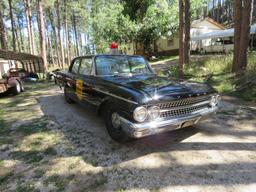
[86,175,108,191]
[150,55,178,65]
[48,64,69,72]
[44,174,72,192]
[33,169,45,179]
[16,181,39,192]
[16,117,48,135]
[0,109,11,141]
[0,160,4,167]
[44,147,58,156]
[0,109,6,131]
[0,172,14,184]
[11,151,43,164]
[163,53,256,102]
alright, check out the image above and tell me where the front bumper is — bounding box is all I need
[120,106,218,138]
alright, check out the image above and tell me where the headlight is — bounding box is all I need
[148,106,160,120]
[210,95,220,107]
[133,106,148,122]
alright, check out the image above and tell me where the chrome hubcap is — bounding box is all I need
[111,112,121,129]
[16,83,21,92]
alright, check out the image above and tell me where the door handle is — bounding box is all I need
[66,81,72,87]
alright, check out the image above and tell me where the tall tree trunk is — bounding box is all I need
[56,0,65,68]
[0,7,8,50]
[15,23,21,52]
[24,0,36,55]
[17,16,24,52]
[48,9,61,67]
[238,0,253,71]
[184,0,190,64]
[179,0,185,79]
[13,15,21,52]
[46,29,51,65]
[50,31,56,65]
[44,18,50,65]
[73,11,80,56]
[216,0,220,22]
[212,0,215,19]
[68,28,72,61]
[232,0,242,72]
[79,32,83,54]
[37,0,47,71]
[64,0,71,65]
[24,0,32,53]
[8,0,16,52]
[72,33,77,56]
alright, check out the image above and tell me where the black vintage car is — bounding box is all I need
[56,55,219,142]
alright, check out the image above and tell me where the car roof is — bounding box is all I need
[72,54,144,60]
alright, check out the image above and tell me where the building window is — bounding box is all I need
[167,38,174,47]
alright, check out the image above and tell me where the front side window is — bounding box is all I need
[79,58,92,75]
[95,56,152,76]
[71,59,80,74]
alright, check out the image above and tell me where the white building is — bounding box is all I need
[125,17,225,56]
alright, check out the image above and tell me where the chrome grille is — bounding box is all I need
[158,96,210,118]
[158,96,210,109]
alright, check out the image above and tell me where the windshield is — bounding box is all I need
[95,56,153,76]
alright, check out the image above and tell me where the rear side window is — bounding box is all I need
[79,58,92,75]
[71,59,80,74]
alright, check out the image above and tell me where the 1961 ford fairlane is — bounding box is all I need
[55,55,219,142]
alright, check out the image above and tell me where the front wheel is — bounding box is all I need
[104,104,132,143]
[64,86,75,104]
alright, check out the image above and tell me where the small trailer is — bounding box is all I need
[191,24,256,53]
[0,49,45,95]
[0,73,24,95]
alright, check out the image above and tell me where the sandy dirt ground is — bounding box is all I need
[0,83,256,192]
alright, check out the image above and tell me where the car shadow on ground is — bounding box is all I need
[38,93,256,167]
[1,88,256,191]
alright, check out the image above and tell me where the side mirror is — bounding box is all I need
[1,73,7,79]
[167,70,172,77]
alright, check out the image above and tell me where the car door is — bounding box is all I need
[76,57,95,106]
[66,58,81,101]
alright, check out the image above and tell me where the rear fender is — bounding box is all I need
[0,83,8,93]
[55,74,68,90]
[7,77,20,88]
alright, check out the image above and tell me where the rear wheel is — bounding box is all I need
[64,86,75,104]
[104,104,132,143]
[20,81,25,92]
[11,81,21,95]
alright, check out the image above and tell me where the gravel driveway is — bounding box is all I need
[1,84,256,191]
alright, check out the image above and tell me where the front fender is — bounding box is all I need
[96,95,135,121]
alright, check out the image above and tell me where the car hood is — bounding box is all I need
[103,74,215,102]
